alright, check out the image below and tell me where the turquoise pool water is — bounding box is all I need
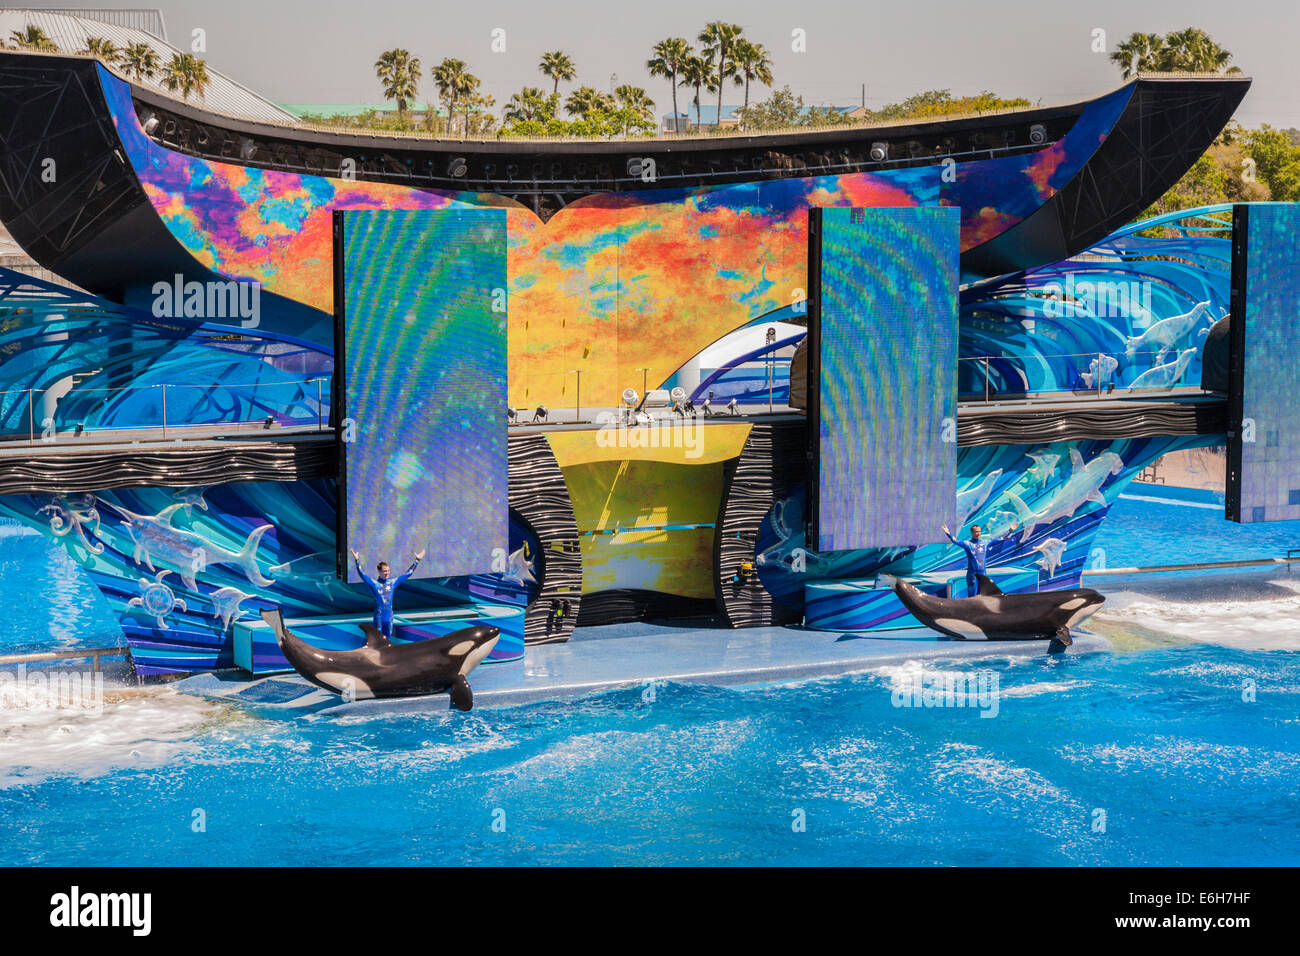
[0,493,1297,866]
[1,643,1296,865]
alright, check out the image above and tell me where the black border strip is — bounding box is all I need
[804,207,823,550]
[1225,203,1247,522]
[331,209,349,579]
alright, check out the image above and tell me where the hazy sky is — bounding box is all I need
[22,0,1300,125]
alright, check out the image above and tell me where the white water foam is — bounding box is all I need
[0,680,226,788]
[1097,582,1300,651]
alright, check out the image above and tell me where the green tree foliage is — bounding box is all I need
[875,89,1030,121]
[80,37,122,65]
[677,54,713,130]
[8,25,58,51]
[734,86,853,131]
[162,53,210,101]
[698,22,742,128]
[374,49,421,119]
[121,43,161,81]
[538,51,577,97]
[647,38,692,134]
[731,39,773,113]
[1110,27,1240,78]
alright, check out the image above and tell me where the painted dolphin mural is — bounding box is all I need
[1031,537,1069,577]
[881,573,1105,653]
[103,500,274,590]
[1007,448,1123,540]
[1128,346,1199,390]
[956,469,1003,525]
[262,608,499,711]
[1125,300,1213,363]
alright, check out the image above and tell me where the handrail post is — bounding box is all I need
[983,357,990,404]
[1097,352,1103,399]
[161,384,167,440]
[27,388,34,444]
[316,378,323,432]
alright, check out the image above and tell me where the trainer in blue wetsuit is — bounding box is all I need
[351,548,425,639]
[942,523,1018,597]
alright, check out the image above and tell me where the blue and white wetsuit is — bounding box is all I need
[944,528,1013,597]
[354,555,421,639]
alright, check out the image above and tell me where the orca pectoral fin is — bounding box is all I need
[975,574,1004,597]
[449,675,473,712]
[1048,626,1073,654]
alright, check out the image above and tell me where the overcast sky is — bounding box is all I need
[20,0,1300,125]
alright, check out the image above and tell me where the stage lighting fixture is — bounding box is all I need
[622,387,638,406]
[906,141,923,158]
[1029,124,1046,144]
[869,142,887,162]
[532,405,548,423]
[141,112,159,134]
[507,407,518,423]
[448,157,468,178]
[239,138,257,161]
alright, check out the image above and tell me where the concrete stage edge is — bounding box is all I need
[173,622,1112,716]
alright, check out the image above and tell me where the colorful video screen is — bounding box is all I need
[337,208,508,581]
[1228,203,1300,523]
[810,206,960,551]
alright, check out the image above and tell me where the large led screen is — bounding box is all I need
[808,206,959,551]
[1227,202,1300,523]
[336,208,508,581]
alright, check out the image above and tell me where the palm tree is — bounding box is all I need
[121,43,161,81]
[538,51,577,97]
[613,85,656,137]
[374,48,421,121]
[504,87,552,123]
[564,86,615,121]
[9,26,58,52]
[431,58,471,135]
[162,53,210,101]
[678,55,712,131]
[458,71,482,136]
[1109,32,1164,79]
[1159,27,1237,73]
[80,37,122,66]
[698,22,743,130]
[731,39,773,113]
[647,38,691,134]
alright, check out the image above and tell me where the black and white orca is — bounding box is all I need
[261,608,499,710]
[881,574,1105,653]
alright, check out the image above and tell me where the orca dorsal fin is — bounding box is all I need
[361,623,390,648]
[975,574,1004,597]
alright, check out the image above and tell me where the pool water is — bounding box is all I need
[0,493,1297,866]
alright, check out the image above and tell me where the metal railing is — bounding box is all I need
[0,377,331,444]
[958,348,1207,404]
[0,646,128,672]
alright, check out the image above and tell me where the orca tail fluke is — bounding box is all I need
[450,674,473,712]
[1048,626,1073,654]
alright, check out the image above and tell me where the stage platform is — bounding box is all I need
[174,621,1111,717]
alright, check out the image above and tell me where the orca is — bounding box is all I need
[880,574,1105,654]
[261,608,499,711]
